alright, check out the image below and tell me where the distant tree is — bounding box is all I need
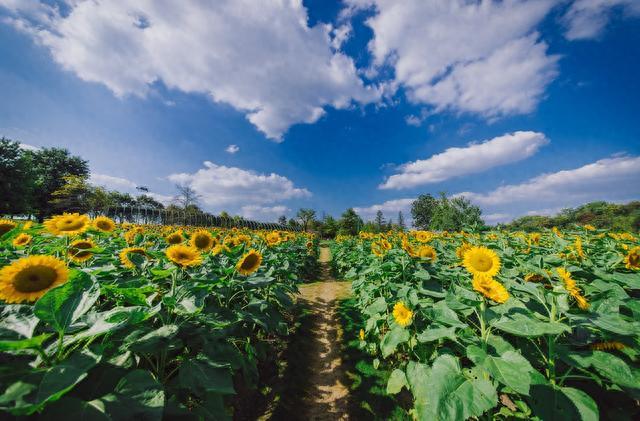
[49,175,95,213]
[296,208,316,232]
[397,211,406,230]
[288,218,301,229]
[219,211,230,219]
[0,138,33,215]
[278,215,287,226]
[374,210,385,232]
[173,184,200,208]
[320,215,338,238]
[411,194,437,229]
[136,194,165,209]
[430,193,483,231]
[28,147,89,220]
[386,219,394,231]
[338,208,363,236]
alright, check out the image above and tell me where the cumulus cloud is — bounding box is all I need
[225,144,239,154]
[241,205,290,222]
[457,155,640,209]
[2,0,378,140]
[17,142,40,151]
[354,198,415,221]
[167,161,311,209]
[563,0,640,40]
[88,173,173,204]
[346,0,559,118]
[380,131,549,189]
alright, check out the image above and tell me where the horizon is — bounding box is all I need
[1,0,639,224]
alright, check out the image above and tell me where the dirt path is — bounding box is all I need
[296,246,352,420]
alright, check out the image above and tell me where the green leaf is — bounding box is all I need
[34,271,100,334]
[417,326,457,343]
[381,326,410,358]
[561,387,599,421]
[101,369,165,420]
[0,305,40,338]
[492,312,571,337]
[386,369,407,395]
[414,355,497,421]
[42,397,109,421]
[0,382,36,413]
[179,359,235,396]
[467,346,534,395]
[589,351,640,390]
[0,333,51,351]
[364,296,387,316]
[127,325,179,354]
[406,361,430,399]
[589,313,639,336]
[529,384,597,421]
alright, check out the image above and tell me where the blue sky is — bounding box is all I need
[1,0,639,224]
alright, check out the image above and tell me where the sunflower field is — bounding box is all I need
[0,215,317,419]
[331,228,640,420]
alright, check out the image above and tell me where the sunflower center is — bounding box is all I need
[13,266,57,292]
[241,254,259,270]
[0,224,15,235]
[194,235,211,249]
[58,219,85,231]
[472,255,493,272]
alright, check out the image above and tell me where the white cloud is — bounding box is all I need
[380,131,549,189]
[89,173,172,204]
[483,213,512,224]
[457,155,640,209]
[241,205,290,221]
[354,198,414,221]
[167,161,311,210]
[563,0,640,40]
[225,144,239,154]
[347,0,559,118]
[18,142,40,151]
[2,0,379,140]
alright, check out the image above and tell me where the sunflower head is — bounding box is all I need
[166,245,202,267]
[359,329,365,341]
[119,247,148,269]
[212,244,231,256]
[165,231,184,245]
[416,245,437,261]
[0,219,17,236]
[392,301,413,327]
[414,231,433,243]
[68,239,96,263]
[22,221,33,231]
[93,216,116,233]
[44,213,90,236]
[12,233,32,247]
[0,255,69,303]
[236,249,262,276]
[124,227,144,244]
[472,274,509,303]
[190,229,215,251]
[624,247,640,270]
[463,246,501,277]
[266,231,282,246]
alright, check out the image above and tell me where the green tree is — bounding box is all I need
[411,194,437,229]
[338,208,363,236]
[28,147,89,219]
[296,208,316,232]
[277,215,287,225]
[49,175,95,213]
[136,195,165,209]
[0,138,33,214]
[320,215,338,238]
[374,210,386,232]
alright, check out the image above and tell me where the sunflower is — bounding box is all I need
[414,231,433,243]
[236,249,262,276]
[0,255,69,303]
[93,216,116,232]
[190,229,215,251]
[456,242,472,261]
[574,237,585,260]
[472,274,509,303]
[583,224,596,231]
[12,233,32,247]
[528,233,541,245]
[212,244,231,256]
[266,231,282,246]
[0,219,17,236]
[416,245,437,261]
[165,231,183,245]
[359,329,365,341]
[624,247,640,270]
[556,268,589,310]
[22,221,33,230]
[392,301,413,327]
[524,273,545,283]
[236,234,252,246]
[166,245,202,267]
[44,213,90,236]
[371,240,390,257]
[119,247,148,269]
[68,239,96,263]
[463,246,500,277]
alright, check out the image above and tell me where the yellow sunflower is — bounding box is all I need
[556,268,589,310]
[212,244,231,256]
[266,231,282,246]
[392,301,413,327]
[12,233,32,247]
[119,247,148,269]
[189,229,215,251]
[0,219,17,236]
[68,239,96,263]
[456,242,472,261]
[93,216,116,232]
[528,233,541,245]
[624,247,640,270]
[524,273,545,283]
[359,329,365,341]
[165,231,183,244]
[44,213,90,236]
[416,245,437,261]
[124,227,144,244]
[22,221,33,230]
[166,245,202,267]
[0,255,69,303]
[414,231,433,243]
[463,246,501,277]
[472,274,509,303]
[236,249,262,276]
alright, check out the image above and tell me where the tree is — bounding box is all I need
[430,193,483,231]
[278,215,287,226]
[397,211,406,230]
[28,147,89,220]
[411,194,437,229]
[0,138,33,215]
[296,208,316,232]
[173,184,200,208]
[320,215,338,238]
[49,175,95,213]
[136,195,165,209]
[338,208,363,236]
[374,210,386,232]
